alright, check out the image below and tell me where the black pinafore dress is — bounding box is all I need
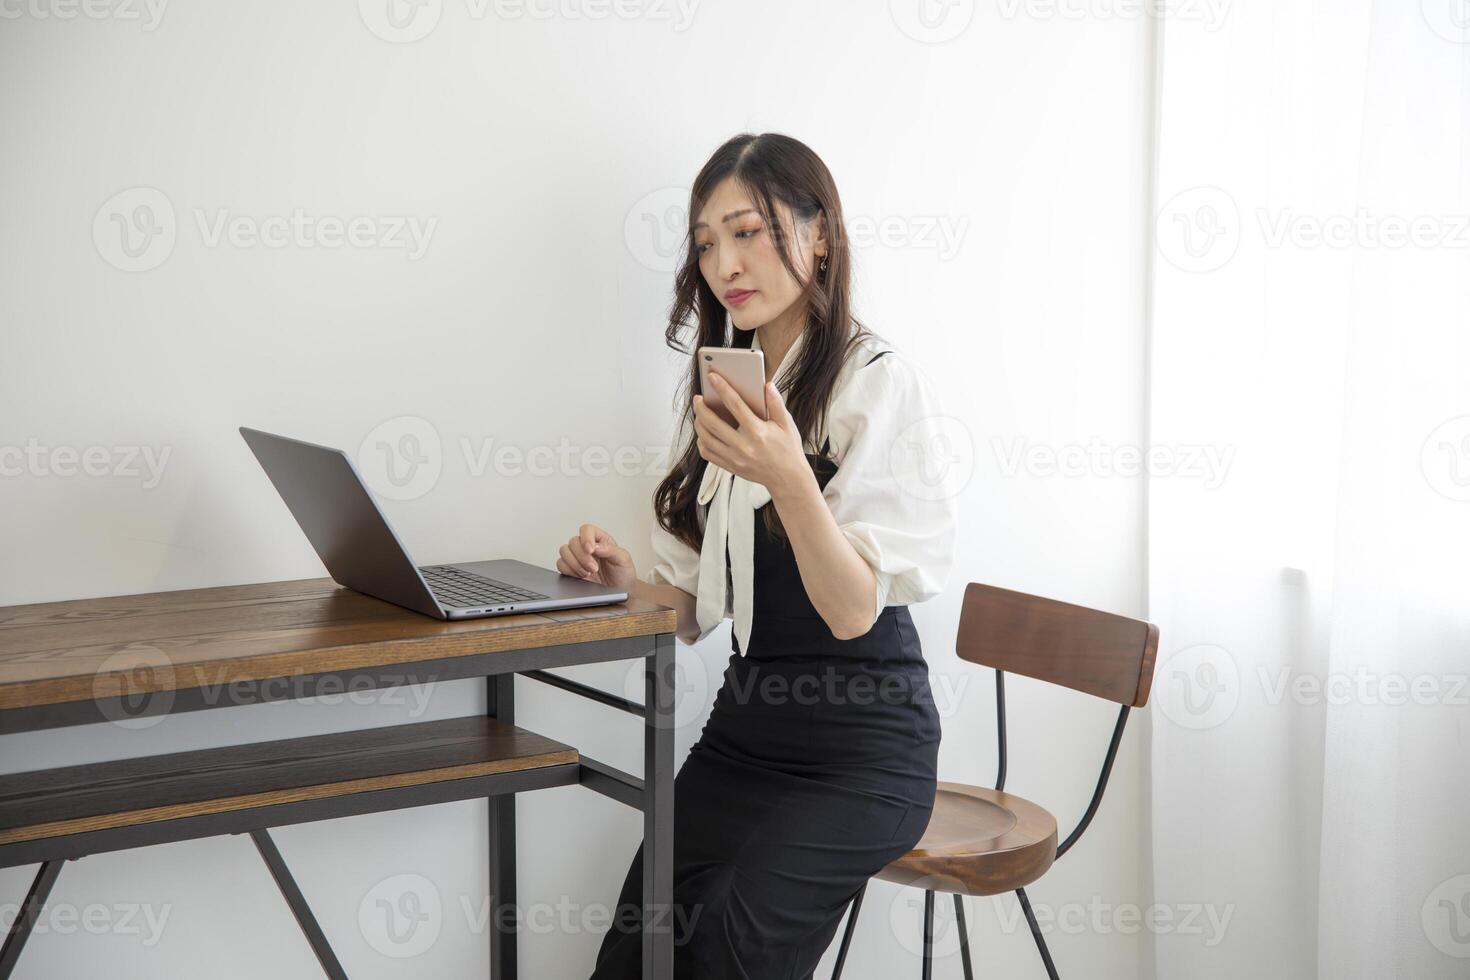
[590,363,942,979]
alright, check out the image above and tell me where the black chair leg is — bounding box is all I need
[829,881,867,979]
[953,893,974,980]
[921,889,935,980]
[1016,887,1060,980]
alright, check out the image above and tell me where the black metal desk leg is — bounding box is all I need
[642,633,675,980]
[0,859,65,980]
[249,830,348,980]
[487,673,517,979]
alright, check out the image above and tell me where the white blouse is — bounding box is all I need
[643,327,958,656]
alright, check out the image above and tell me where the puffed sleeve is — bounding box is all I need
[644,515,701,596]
[643,518,722,645]
[640,410,725,645]
[821,351,960,626]
[643,408,703,597]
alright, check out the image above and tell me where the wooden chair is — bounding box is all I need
[829,582,1160,979]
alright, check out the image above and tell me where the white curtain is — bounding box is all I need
[1146,2,1470,978]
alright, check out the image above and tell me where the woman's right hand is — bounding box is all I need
[557,523,638,593]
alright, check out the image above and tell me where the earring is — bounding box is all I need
[819,255,828,273]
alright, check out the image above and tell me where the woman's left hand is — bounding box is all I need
[693,372,811,498]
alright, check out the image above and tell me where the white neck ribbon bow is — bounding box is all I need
[693,459,772,657]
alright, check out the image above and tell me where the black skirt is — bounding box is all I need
[589,482,942,978]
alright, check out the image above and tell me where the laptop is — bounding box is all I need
[240,427,628,620]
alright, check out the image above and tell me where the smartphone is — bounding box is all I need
[697,347,768,428]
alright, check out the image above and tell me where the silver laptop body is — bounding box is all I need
[240,427,628,620]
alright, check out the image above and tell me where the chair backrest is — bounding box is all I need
[954,582,1159,707]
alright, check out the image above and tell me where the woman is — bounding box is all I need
[559,132,958,978]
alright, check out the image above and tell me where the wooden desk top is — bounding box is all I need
[0,578,676,711]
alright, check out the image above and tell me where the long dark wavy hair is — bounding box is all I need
[654,132,876,551]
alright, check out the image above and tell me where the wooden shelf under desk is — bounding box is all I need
[0,714,579,854]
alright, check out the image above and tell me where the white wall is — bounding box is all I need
[0,2,1155,976]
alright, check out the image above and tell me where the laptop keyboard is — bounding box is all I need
[419,566,550,608]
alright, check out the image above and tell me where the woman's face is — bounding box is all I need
[692,177,826,332]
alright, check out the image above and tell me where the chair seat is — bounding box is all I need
[875,781,1058,897]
